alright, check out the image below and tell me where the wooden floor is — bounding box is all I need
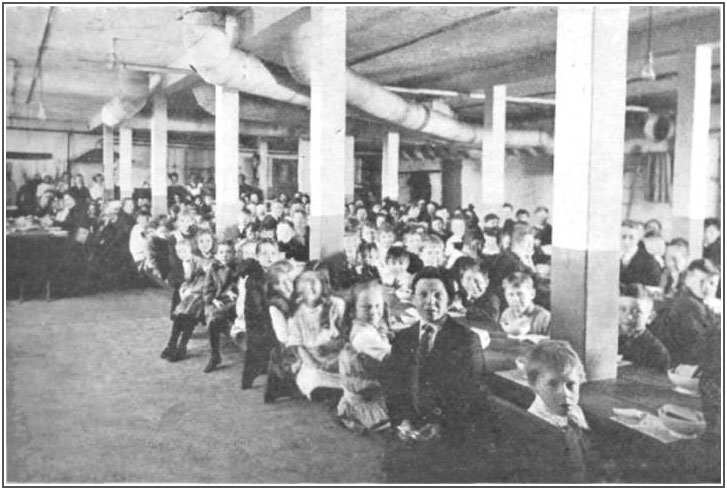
[5,288,385,483]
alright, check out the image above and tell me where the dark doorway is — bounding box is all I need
[408,172,432,202]
[272,158,298,200]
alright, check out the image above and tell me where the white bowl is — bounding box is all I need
[667,366,700,396]
[657,404,706,436]
[501,321,530,337]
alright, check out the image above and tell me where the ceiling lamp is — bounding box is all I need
[640,7,657,81]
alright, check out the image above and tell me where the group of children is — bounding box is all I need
[133,194,720,482]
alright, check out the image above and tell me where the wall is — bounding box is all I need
[6,128,266,193]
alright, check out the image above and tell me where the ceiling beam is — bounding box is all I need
[239,7,311,65]
[386,12,720,93]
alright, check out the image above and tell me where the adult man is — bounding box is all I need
[69,174,91,210]
[383,267,490,482]
[532,206,552,265]
[652,259,719,366]
[619,220,661,296]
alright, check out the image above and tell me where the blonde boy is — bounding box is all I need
[500,272,550,335]
[524,340,588,430]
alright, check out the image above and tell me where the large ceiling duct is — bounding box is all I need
[283,22,481,145]
[191,84,309,127]
[180,9,554,152]
[100,70,151,127]
[182,10,309,106]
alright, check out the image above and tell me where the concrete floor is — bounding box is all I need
[6,289,386,483]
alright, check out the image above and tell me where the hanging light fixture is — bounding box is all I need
[640,7,657,81]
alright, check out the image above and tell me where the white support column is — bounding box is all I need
[308,6,347,261]
[257,138,270,199]
[150,91,168,216]
[215,86,241,239]
[550,5,629,381]
[481,85,507,217]
[102,125,115,199]
[672,45,713,258]
[298,137,310,194]
[345,135,355,203]
[118,126,133,199]
[381,131,400,201]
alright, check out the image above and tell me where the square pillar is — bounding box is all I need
[150,91,168,217]
[550,5,629,381]
[345,136,355,203]
[215,86,241,239]
[308,6,347,261]
[257,138,270,199]
[672,45,713,258]
[481,85,507,217]
[102,125,115,199]
[118,126,133,200]
[298,137,310,194]
[382,131,400,201]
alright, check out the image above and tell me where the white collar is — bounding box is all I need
[528,396,589,430]
[621,247,638,264]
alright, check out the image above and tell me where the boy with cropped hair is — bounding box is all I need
[500,272,550,336]
[524,339,588,429]
[419,233,445,268]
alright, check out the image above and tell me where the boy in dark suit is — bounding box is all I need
[620,220,661,296]
[383,267,491,483]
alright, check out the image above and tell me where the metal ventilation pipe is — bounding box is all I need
[100,70,151,127]
[181,10,554,151]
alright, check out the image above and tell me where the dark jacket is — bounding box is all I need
[620,247,662,295]
[463,291,501,330]
[703,238,721,268]
[383,316,489,433]
[652,289,717,366]
[618,329,670,373]
[167,230,196,288]
[203,260,238,321]
[68,185,91,209]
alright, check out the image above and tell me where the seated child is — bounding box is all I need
[129,213,152,269]
[288,270,346,400]
[379,245,412,293]
[162,235,215,362]
[618,294,670,372]
[264,260,301,403]
[419,234,445,269]
[454,257,500,331]
[522,340,592,482]
[355,242,381,283]
[203,240,240,373]
[500,272,551,336]
[338,282,393,433]
[402,228,424,275]
[234,239,282,389]
[332,230,360,290]
[375,224,396,264]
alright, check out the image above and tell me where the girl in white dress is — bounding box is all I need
[288,270,346,399]
[337,282,393,434]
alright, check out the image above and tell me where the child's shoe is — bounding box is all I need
[203,355,221,373]
[160,345,176,360]
[170,347,187,362]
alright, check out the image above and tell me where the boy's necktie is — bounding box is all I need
[419,324,435,358]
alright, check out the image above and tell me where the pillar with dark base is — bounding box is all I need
[307,6,347,262]
[550,6,629,381]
